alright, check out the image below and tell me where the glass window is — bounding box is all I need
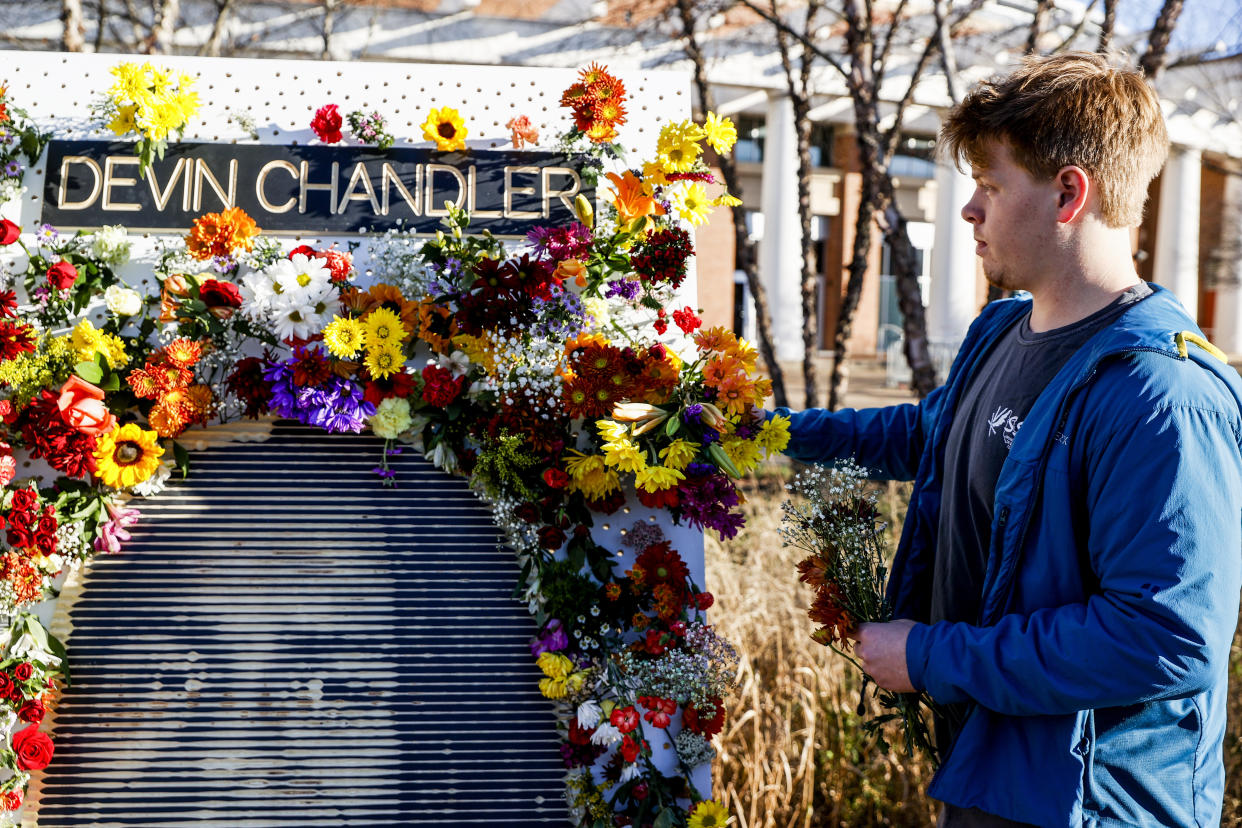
[734,114,765,164]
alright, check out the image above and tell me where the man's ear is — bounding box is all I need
[1055,165,1091,223]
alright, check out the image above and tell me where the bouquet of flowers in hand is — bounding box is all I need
[781,458,941,764]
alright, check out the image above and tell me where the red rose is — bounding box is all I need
[0,674,11,696]
[514,502,541,524]
[9,488,36,511]
[537,525,566,550]
[311,104,344,143]
[13,662,32,682]
[46,261,78,290]
[695,591,714,611]
[198,279,243,309]
[0,219,19,246]
[0,790,21,811]
[18,698,45,724]
[57,375,116,437]
[11,725,54,771]
[288,245,316,258]
[542,467,569,489]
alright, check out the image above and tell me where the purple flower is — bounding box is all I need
[677,470,744,539]
[3,160,21,177]
[604,279,640,301]
[95,503,141,555]
[531,618,569,656]
[683,403,703,424]
[264,359,376,433]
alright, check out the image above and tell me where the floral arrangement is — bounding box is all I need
[95,62,199,176]
[0,88,49,207]
[0,68,785,825]
[782,459,941,764]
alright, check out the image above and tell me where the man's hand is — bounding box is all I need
[854,620,917,693]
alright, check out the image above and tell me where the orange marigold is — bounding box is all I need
[164,337,203,369]
[185,207,260,262]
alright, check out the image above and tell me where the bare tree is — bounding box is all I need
[145,0,182,53]
[1138,0,1185,79]
[1098,0,1116,52]
[62,0,86,51]
[672,0,790,408]
[321,0,342,60]
[1025,0,1054,55]
[199,0,238,56]
[772,0,824,408]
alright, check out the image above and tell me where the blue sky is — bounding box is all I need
[1119,0,1242,54]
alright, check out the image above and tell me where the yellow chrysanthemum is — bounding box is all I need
[687,800,731,828]
[596,419,629,442]
[364,344,406,380]
[659,439,699,472]
[422,106,468,152]
[108,104,139,137]
[674,182,714,227]
[70,320,127,369]
[102,332,130,370]
[564,451,607,482]
[363,306,409,348]
[703,112,738,155]
[93,423,164,489]
[635,464,685,494]
[756,415,791,453]
[537,651,574,699]
[602,437,646,474]
[323,316,366,359]
[721,434,763,475]
[452,334,498,377]
[715,192,743,207]
[656,119,705,174]
[109,62,148,101]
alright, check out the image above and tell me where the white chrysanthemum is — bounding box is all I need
[619,762,642,782]
[131,459,173,497]
[268,253,332,304]
[582,297,611,326]
[104,284,143,317]
[91,225,132,266]
[589,721,622,746]
[576,699,602,729]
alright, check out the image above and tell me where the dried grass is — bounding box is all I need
[707,463,1242,826]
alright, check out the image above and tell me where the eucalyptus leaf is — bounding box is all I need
[75,360,103,383]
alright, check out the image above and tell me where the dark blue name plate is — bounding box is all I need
[41,139,589,236]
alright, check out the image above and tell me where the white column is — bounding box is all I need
[1153,146,1202,322]
[759,93,803,362]
[1210,170,1242,355]
[927,160,979,346]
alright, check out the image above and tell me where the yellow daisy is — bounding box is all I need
[323,316,366,359]
[602,436,646,474]
[364,344,405,380]
[422,106,468,152]
[703,112,738,155]
[94,424,164,489]
[675,182,714,227]
[687,800,731,828]
[363,306,409,348]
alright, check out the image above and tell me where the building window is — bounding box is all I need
[735,210,763,270]
[889,133,937,178]
[809,123,835,168]
[734,114,765,164]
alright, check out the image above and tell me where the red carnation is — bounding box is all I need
[421,364,463,408]
[672,306,702,334]
[13,662,33,682]
[0,219,19,246]
[199,279,243,309]
[11,725,54,771]
[46,260,78,290]
[311,104,344,143]
[0,790,21,811]
[619,733,645,763]
[288,244,316,258]
[695,591,715,611]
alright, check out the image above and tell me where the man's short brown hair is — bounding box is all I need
[939,52,1169,228]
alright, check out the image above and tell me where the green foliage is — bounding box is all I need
[470,432,540,501]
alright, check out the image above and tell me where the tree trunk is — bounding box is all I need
[1138,0,1184,79]
[674,0,788,408]
[321,0,341,61]
[200,0,237,56]
[828,172,880,410]
[62,0,86,51]
[147,0,181,53]
[1098,0,1116,52]
[1025,0,1054,54]
[881,198,937,396]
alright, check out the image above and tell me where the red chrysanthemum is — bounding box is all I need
[0,289,17,318]
[16,391,97,478]
[0,320,36,362]
[634,541,690,588]
[225,357,271,419]
[808,582,854,646]
[290,346,332,387]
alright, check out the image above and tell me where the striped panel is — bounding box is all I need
[31,423,569,827]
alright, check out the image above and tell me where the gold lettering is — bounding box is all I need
[468,165,502,219]
[102,156,142,212]
[381,163,421,216]
[425,164,467,216]
[57,156,103,210]
[146,157,188,211]
[300,160,340,215]
[337,161,381,215]
[193,157,237,211]
[542,166,581,219]
[256,160,298,213]
[504,165,540,219]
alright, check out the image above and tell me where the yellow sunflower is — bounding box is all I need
[94,424,165,489]
[687,800,731,828]
[422,107,468,152]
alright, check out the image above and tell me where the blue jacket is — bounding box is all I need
[774,285,1242,827]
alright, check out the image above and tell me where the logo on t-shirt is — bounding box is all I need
[987,405,1022,449]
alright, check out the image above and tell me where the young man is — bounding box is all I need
[772,53,1242,826]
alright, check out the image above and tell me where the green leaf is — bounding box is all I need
[75,360,104,383]
[652,807,677,828]
[101,372,120,392]
[664,413,681,439]
[172,441,191,480]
